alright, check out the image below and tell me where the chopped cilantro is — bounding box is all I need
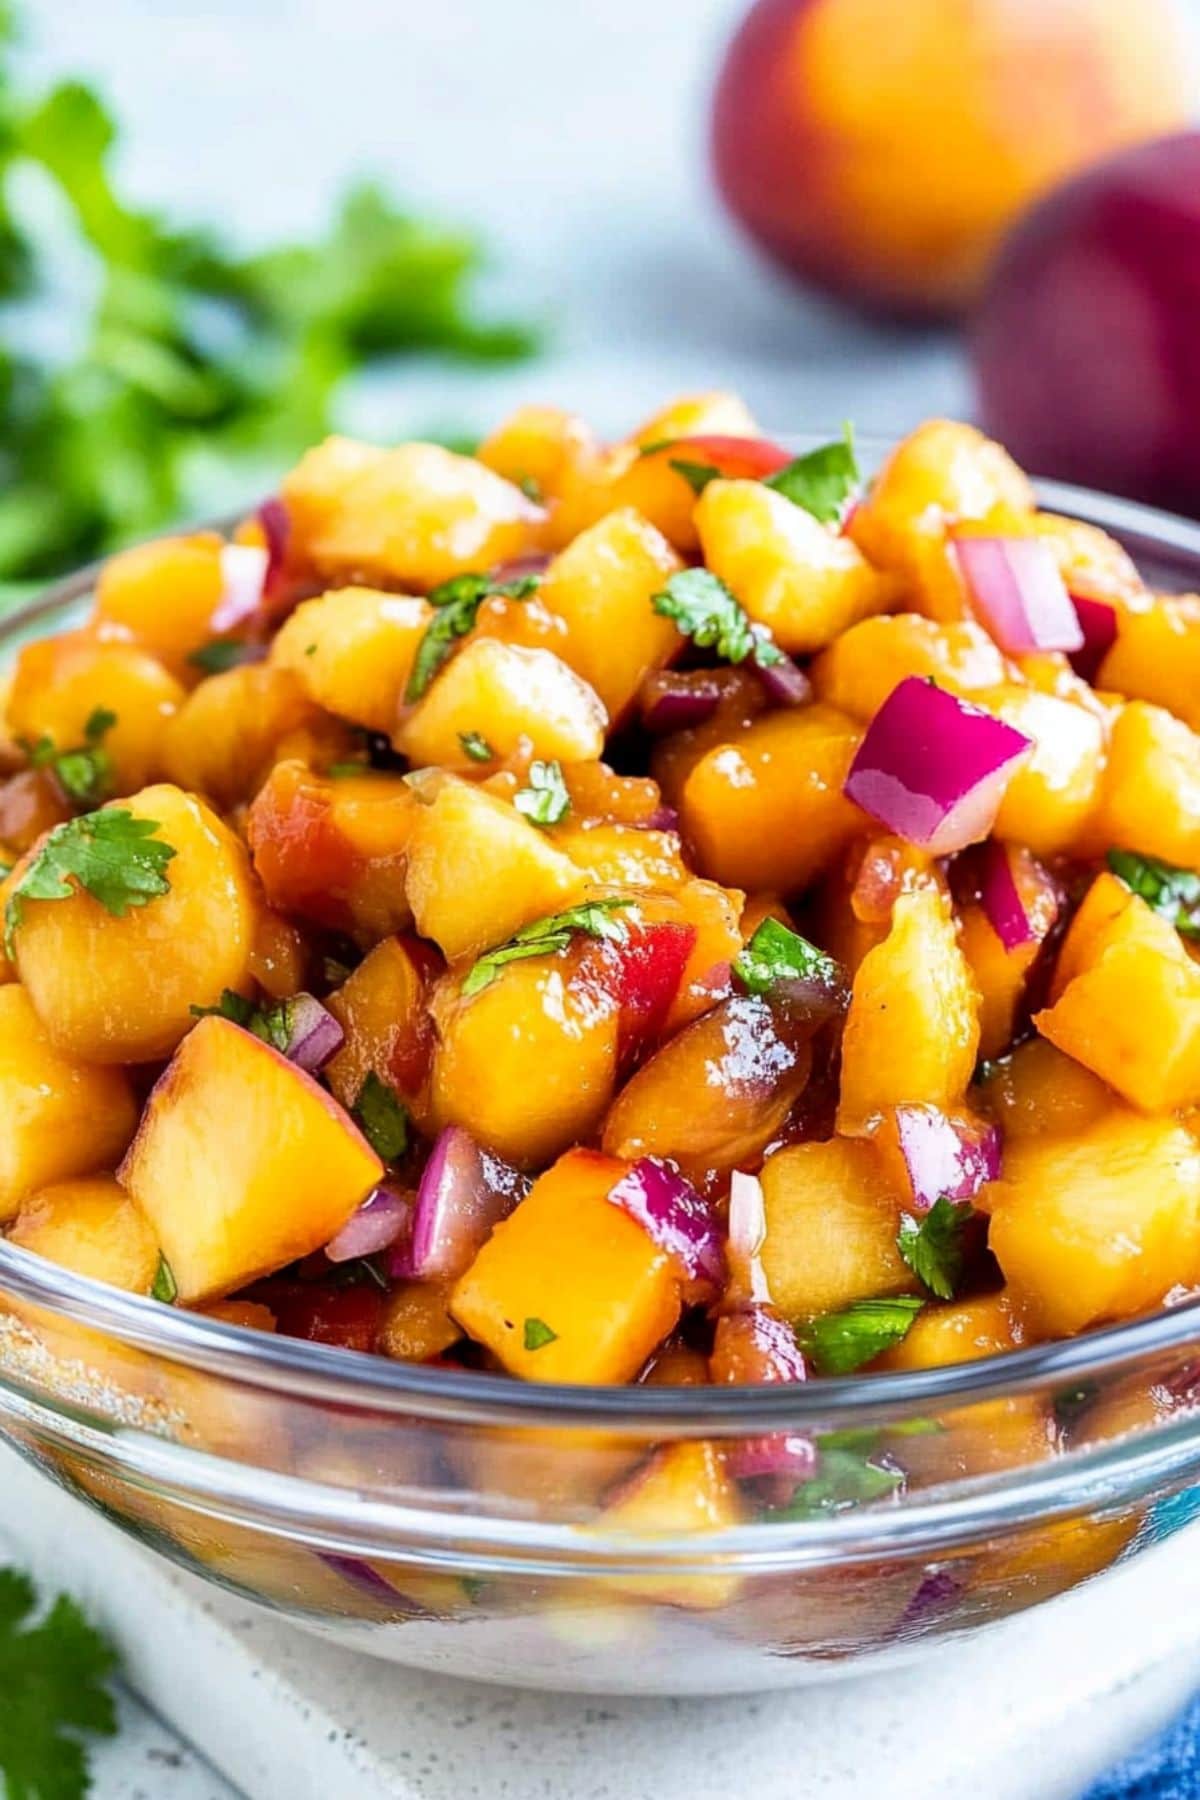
[734,916,843,1001]
[797,1296,925,1377]
[1107,848,1200,939]
[458,731,494,762]
[188,988,304,1055]
[21,706,116,808]
[523,1317,557,1352]
[151,1254,177,1305]
[1053,1383,1098,1431]
[0,1566,119,1800]
[462,898,632,998]
[353,1071,409,1162]
[325,760,374,778]
[5,808,175,956]
[770,1445,904,1518]
[517,474,542,503]
[405,571,540,702]
[304,643,318,657]
[187,640,256,675]
[668,457,721,496]
[764,424,859,524]
[651,568,783,668]
[514,759,569,827]
[897,1198,975,1301]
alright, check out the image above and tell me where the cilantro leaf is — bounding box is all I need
[462,898,632,998]
[523,1317,557,1352]
[897,1198,975,1301]
[151,1254,177,1305]
[764,424,859,523]
[769,1445,904,1518]
[405,572,540,703]
[668,458,721,496]
[1107,848,1200,940]
[651,569,783,669]
[514,759,569,827]
[796,1296,925,1376]
[20,709,117,808]
[0,1566,119,1800]
[190,988,257,1031]
[353,1071,409,1162]
[734,916,844,1001]
[458,731,494,763]
[5,809,175,955]
[187,640,256,675]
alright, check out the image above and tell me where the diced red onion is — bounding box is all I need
[954,537,1083,655]
[640,671,725,734]
[726,1169,771,1308]
[752,646,812,708]
[607,1157,724,1290]
[844,676,1032,857]
[1068,594,1119,683]
[281,994,344,1072]
[891,1104,1001,1213]
[643,804,680,833]
[893,1567,962,1636]
[711,1306,812,1480]
[390,1127,526,1283]
[258,497,290,594]
[488,551,551,583]
[211,543,270,633]
[316,1553,409,1606]
[325,1182,412,1264]
[979,840,1037,951]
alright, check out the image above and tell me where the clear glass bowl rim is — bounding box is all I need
[2,461,1200,1441]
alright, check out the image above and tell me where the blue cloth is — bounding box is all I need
[1081,1691,1200,1799]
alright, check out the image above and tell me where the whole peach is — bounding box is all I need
[710,0,1192,320]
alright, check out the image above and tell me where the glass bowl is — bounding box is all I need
[2,473,1200,1697]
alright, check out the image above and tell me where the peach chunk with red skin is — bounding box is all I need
[120,1016,382,1304]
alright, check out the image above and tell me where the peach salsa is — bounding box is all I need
[2,393,1200,1476]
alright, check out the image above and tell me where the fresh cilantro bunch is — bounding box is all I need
[0,1567,119,1800]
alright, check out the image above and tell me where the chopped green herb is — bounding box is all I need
[151,1255,177,1305]
[1053,1383,1098,1432]
[462,898,631,998]
[668,457,721,496]
[83,707,117,741]
[517,474,542,503]
[304,643,318,657]
[458,731,494,763]
[325,760,374,778]
[797,1295,925,1377]
[405,571,540,702]
[5,808,175,956]
[460,1575,486,1604]
[21,707,117,808]
[189,988,317,1059]
[187,640,256,675]
[734,916,844,1001]
[0,1566,119,1800]
[514,759,569,827]
[523,1317,557,1352]
[1107,848,1200,939]
[190,988,257,1030]
[651,568,783,668]
[353,1071,409,1162]
[897,1198,975,1301]
[770,1445,904,1519]
[764,423,859,523]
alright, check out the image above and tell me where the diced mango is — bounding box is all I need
[405,780,585,960]
[1098,594,1200,731]
[397,639,606,768]
[450,1148,681,1382]
[0,987,137,1219]
[160,665,318,809]
[631,392,759,448]
[247,908,310,1002]
[13,785,257,1063]
[696,478,899,654]
[680,704,863,894]
[537,509,682,721]
[988,1112,1200,1335]
[0,770,71,854]
[377,1283,461,1363]
[555,823,688,893]
[592,1442,746,1609]
[1033,512,1146,609]
[977,1039,1113,1144]
[9,1176,159,1295]
[325,935,434,1119]
[280,436,544,590]
[7,631,183,795]
[981,685,1105,857]
[760,1138,913,1318]
[477,404,597,501]
[1092,701,1200,868]
[838,887,980,1134]
[91,533,228,679]
[1048,869,1135,1002]
[812,614,1008,723]
[561,761,663,828]
[270,586,433,734]
[119,1015,381,1303]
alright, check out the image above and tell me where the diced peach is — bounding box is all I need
[325,936,434,1119]
[202,1299,277,1332]
[631,392,760,448]
[988,1112,1200,1334]
[980,684,1105,856]
[0,770,71,852]
[593,1442,746,1609]
[405,781,585,960]
[397,639,606,768]
[680,704,863,894]
[1098,594,1200,731]
[555,823,688,893]
[653,879,743,1032]
[246,760,418,940]
[7,631,183,795]
[430,952,621,1168]
[119,1015,381,1303]
[696,478,900,654]
[280,436,545,590]
[467,590,571,659]
[9,1176,160,1295]
[561,762,663,828]
[477,404,598,501]
[650,668,769,807]
[537,509,683,721]
[1033,512,1146,610]
[811,614,1007,722]
[270,586,433,734]
[160,665,318,809]
[247,908,309,1002]
[13,785,258,1063]
[977,1039,1113,1144]
[878,1292,1021,1371]
[451,1148,680,1382]
[377,1283,461,1362]
[0,987,137,1220]
[91,533,227,679]
[1091,701,1200,868]
[838,887,980,1133]
[760,1138,913,1318]
[1049,869,1137,1002]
